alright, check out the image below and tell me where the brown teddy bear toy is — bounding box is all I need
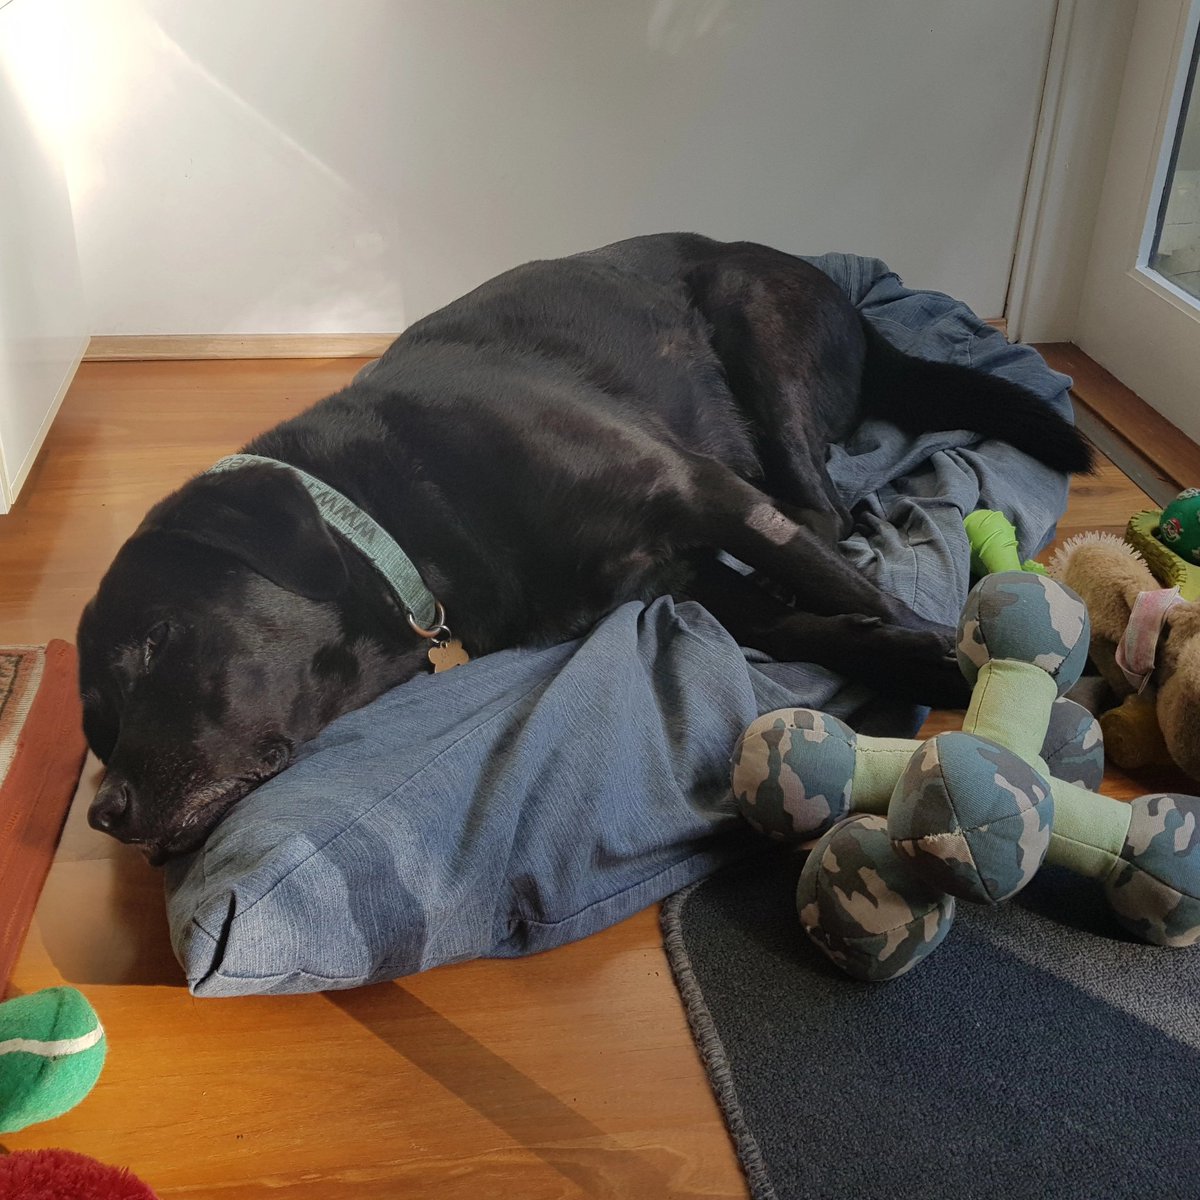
[1050,532,1200,779]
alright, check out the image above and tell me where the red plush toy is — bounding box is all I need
[0,1148,157,1199]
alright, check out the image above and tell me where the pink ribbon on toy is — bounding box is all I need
[1116,587,1183,693]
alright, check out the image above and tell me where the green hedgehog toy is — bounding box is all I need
[0,987,106,1133]
[1126,488,1200,601]
[1155,488,1200,565]
[732,572,1200,981]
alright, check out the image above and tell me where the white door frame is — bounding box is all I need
[1006,0,1138,345]
[1073,0,1200,442]
[1012,0,1200,446]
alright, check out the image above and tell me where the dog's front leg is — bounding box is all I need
[685,455,941,633]
[685,557,968,709]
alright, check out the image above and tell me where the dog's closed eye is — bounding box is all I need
[143,621,171,671]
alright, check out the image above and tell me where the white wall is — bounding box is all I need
[0,0,88,511]
[44,0,1058,336]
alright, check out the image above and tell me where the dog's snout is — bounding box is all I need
[89,778,132,834]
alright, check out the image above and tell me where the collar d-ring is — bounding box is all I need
[407,601,449,641]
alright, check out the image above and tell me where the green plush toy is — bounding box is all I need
[0,987,106,1133]
[1123,504,1200,600]
[732,572,1200,981]
[1156,488,1200,564]
[963,509,1047,577]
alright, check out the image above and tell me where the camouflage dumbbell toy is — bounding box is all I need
[893,574,1200,955]
[733,572,1200,980]
[800,573,1085,980]
[732,695,1102,844]
[733,572,1085,979]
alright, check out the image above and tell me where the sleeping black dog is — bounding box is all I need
[78,233,1091,862]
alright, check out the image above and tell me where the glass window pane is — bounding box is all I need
[1149,23,1200,301]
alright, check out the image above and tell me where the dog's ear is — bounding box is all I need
[146,466,349,600]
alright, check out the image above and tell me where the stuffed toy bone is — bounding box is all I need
[1049,532,1200,779]
[732,572,1200,982]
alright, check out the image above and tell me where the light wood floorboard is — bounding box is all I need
[0,358,1189,1197]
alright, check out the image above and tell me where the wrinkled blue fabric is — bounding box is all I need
[165,254,1074,996]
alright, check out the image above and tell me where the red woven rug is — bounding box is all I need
[0,642,87,989]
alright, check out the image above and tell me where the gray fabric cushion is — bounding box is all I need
[165,254,1075,996]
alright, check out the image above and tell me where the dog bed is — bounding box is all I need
[164,254,1076,997]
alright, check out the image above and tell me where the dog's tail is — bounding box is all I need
[858,318,1094,474]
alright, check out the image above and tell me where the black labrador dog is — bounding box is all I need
[78,234,1090,862]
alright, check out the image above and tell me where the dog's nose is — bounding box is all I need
[88,779,132,834]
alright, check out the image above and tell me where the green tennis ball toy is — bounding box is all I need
[1157,488,1200,564]
[0,987,106,1133]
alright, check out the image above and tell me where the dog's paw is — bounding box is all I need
[876,625,970,709]
[924,652,972,709]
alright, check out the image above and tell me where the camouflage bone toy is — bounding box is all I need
[731,571,1200,981]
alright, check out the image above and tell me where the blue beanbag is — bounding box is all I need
[165,254,1075,996]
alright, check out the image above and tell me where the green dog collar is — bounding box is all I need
[207,453,440,630]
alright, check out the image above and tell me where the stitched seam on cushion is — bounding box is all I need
[199,674,553,927]
[189,915,219,946]
[187,916,220,955]
[209,965,377,985]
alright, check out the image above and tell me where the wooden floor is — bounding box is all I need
[0,360,1190,1198]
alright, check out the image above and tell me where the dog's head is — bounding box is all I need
[78,465,423,863]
